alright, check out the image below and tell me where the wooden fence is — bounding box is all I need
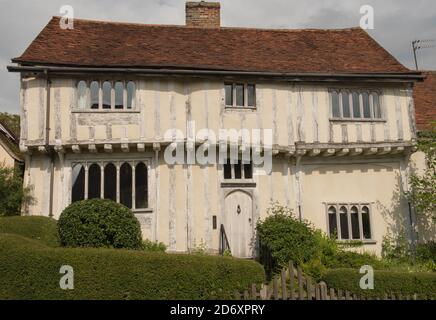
[235,261,421,300]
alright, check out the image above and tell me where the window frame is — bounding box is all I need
[325,203,375,243]
[223,159,254,181]
[224,82,256,109]
[74,79,138,112]
[329,88,385,122]
[70,158,152,212]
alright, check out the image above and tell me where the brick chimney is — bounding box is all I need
[186,1,221,28]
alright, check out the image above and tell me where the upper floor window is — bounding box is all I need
[77,80,136,110]
[225,83,256,108]
[330,89,382,120]
[327,203,372,241]
[223,159,253,180]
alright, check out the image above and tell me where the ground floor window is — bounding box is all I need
[71,160,149,210]
[327,203,372,241]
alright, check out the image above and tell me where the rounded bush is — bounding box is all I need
[257,205,318,267]
[58,199,143,250]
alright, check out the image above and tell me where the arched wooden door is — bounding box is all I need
[224,190,253,258]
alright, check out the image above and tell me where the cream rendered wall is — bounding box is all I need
[301,160,409,255]
[20,75,417,255]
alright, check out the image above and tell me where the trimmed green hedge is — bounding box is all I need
[0,216,60,247]
[322,268,436,299]
[0,234,264,300]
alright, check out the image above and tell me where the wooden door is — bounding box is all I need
[224,190,253,258]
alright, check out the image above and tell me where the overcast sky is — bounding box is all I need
[0,0,435,114]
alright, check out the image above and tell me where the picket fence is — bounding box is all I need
[235,261,422,301]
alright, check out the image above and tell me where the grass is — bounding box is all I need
[0,216,265,300]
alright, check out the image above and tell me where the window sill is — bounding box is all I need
[221,181,256,188]
[336,239,377,245]
[132,208,153,214]
[72,109,140,114]
[329,118,386,123]
[225,106,257,111]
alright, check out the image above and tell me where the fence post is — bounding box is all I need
[244,290,249,300]
[315,283,320,300]
[280,269,287,300]
[260,284,268,300]
[319,282,328,300]
[235,291,241,300]
[330,288,336,300]
[306,277,312,300]
[289,261,295,300]
[273,276,279,300]
[297,266,304,300]
[251,284,257,300]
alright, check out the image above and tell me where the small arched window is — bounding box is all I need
[102,81,112,109]
[72,164,85,202]
[135,162,148,209]
[350,206,360,239]
[362,206,372,239]
[372,93,382,119]
[341,91,351,118]
[88,164,101,199]
[328,206,338,238]
[104,163,116,201]
[352,92,361,118]
[127,81,135,109]
[115,81,124,109]
[362,92,371,118]
[339,206,349,240]
[77,81,87,109]
[120,163,132,208]
[90,81,99,109]
[331,91,340,118]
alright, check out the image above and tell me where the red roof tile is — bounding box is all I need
[13,17,411,74]
[413,71,436,131]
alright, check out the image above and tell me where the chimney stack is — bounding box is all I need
[186,1,221,28]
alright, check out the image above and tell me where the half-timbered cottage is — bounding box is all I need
[8,1,425,256]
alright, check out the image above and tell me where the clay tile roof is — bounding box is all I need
[413,71,436,131]
[13,16,411,74]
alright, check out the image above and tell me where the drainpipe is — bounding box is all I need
[43,70,55,218]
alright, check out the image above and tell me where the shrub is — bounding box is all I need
[142,239,167,252]
[416,242,436,263]
[0,216,59,247]
[257,205,318,268]
[0,233,265,300]
[323,268,436,299]
[58,199,143,250]
[0,164,31,216]
[332,251,384,269]
[382,230,411,260]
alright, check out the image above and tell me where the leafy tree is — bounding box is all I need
[0,163,31,216]
[0,112,20,138]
